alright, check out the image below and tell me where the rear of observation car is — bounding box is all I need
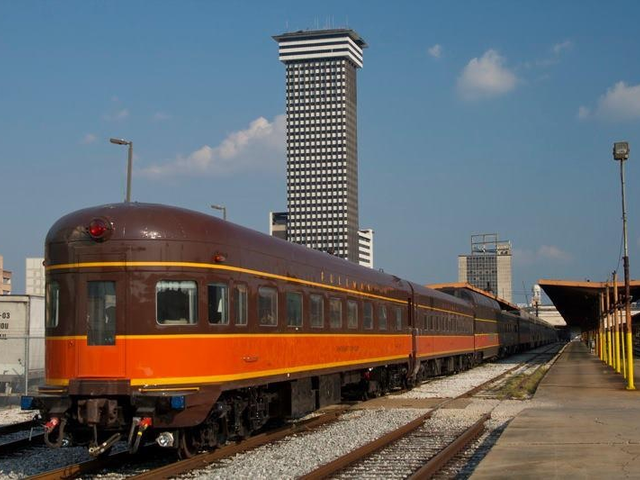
[22,203,221,456]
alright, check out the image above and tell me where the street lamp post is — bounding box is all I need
[211,204,227,221]
[613,141,634,390]
[110,138,133,203]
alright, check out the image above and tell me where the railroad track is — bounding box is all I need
[0,419,44,456]
[299,343,564,480]
[25,408,349,480]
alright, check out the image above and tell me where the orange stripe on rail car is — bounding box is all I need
[45,334,414,387]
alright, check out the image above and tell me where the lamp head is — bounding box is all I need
[613,142,630,161]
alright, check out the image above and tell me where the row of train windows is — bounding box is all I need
[45,280,404,331]
[174,281,404,330]
[421,314,472,334]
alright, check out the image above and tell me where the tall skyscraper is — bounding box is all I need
[273,29,367,262]
[458,233,512,302]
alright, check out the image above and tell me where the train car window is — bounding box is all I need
[363,302,373,329]
[234,284,248,326]
[378,306,387,330]
[208,283,229,325]
[395,307,402,330]
[286,292,303,327]
[347,300,358,329]
[87,281,116,345]
[329,297,342,328]
[156,280,198,325]
[258,287,278,326]
[310,294,324,328]
[46,281,60,328]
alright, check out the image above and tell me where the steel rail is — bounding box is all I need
[129,407,348,480]
[300,343,563,479]
[25,409,347,480]
[409,413,490,479]
[0,433,44,456]
[26,450,132,480]
[299,410,435,480]
[0,419,38,435]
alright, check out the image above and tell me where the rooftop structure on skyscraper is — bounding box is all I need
[273,29,367,263]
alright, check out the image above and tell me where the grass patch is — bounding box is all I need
[493,366,550,399]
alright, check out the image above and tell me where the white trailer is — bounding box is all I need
[0,295,45,395]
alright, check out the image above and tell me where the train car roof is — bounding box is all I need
[428,282,519,311]
[46,202,470,308]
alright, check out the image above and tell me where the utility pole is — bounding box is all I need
[613,141,634,390]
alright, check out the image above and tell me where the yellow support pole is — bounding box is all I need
[626,330,635,390]
[609,282,621,373]
[621,309,627,378]
[606,286,613,367]
[624,278,635,390]
[614,274,626,378]
[599,293,605,362]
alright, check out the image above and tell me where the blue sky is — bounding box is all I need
[1,1,640,304]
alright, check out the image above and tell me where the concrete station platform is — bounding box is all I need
[472,341,640,479]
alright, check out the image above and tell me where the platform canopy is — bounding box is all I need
[538,279,640,331]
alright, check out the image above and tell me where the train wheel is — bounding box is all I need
[177,428,198,459]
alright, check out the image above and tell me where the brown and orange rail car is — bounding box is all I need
[23,203,556,457]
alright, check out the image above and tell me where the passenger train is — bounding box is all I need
[23,203,556,457]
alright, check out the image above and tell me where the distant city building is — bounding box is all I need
[458,233,512,302]
[25,257,45,296]
[358,229,374,268]
[523,304,567,327]
[0,255,12,295]
[273,29,367,263]
[269,212,288,241]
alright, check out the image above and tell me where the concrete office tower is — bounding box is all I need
[26,257,45,296]
[0,255,12,295]
[358,228,374,268]
[458,233,512,302]
[273,29,367,262]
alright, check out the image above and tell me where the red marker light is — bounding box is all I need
[87,218,111,240]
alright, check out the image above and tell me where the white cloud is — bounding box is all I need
[80,133,97,144]
[103,108,129,121]
[139,114,285,178]
[577,106,591,120]
[152,112,171,121]
[457,50,517,100]
[428,44,442,59]
[584,81,640,121]
[513,245,572,266]
[552,40,573,55]
[538,245,572,262]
